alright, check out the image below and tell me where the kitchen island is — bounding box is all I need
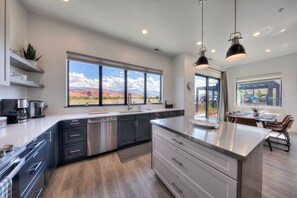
[151,116,271,198]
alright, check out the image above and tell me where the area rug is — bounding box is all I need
[117,142,151,163]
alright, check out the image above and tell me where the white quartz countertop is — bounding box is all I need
[0,108,183,148]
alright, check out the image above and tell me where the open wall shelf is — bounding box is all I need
[10,52,44,73]
[10,78,44,88]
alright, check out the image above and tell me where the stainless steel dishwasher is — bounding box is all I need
[87,117,117,156]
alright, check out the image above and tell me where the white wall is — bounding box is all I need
[173,53,221,115]
[0,0,28,101]
[27,14,174,114]
[226,53,297,132]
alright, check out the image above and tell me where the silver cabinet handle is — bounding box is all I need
[70,134,80,138]
[171,158,183,166]
[35,188,43,198]
[70,149,80,154]
[172,138,183,145]
[135,120,139,127]
[171,182,183,194]
[69,122,80,125]
[29,161,42,172]
[49,131,52,142]
[32,151,39,158]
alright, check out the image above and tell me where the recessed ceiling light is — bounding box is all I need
[253,32,261,37]
[63,0,69,2]
[280,28,286,33]
[197,41,202,46]
[265,49,271,52]
[211,49,216,53]
[142,29,148,35]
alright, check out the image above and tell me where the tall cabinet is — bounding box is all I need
[0,0,9,86]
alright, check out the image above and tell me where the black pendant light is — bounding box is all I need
[193,0,209,69]
[226,0,246,62]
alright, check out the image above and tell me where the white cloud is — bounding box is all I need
[70,72,99,88]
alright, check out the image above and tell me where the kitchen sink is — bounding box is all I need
[118,110,143,114]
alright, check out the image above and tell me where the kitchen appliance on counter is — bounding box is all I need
[1,99,29,124]
[29,100,48,118]
[87,117,117,156]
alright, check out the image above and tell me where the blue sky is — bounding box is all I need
[69,60,160,95]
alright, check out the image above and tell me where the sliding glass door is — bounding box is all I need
[195,75,220,120]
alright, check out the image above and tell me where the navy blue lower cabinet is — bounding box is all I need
[118,120,136,148]
[136,119,151,142]
[44,124,58,185]
[61,119,87,163]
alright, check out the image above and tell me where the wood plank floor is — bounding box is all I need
[44,133,297,198]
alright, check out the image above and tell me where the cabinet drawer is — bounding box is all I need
[153,134,237,198]
[153,154,203,198]
[136,113,151,120]
[63,119,86,128]
[63,127,86,144]
[22,164,46,198]
[151,112,162,119]
[153,126,238,179]
[118,115,135,122]
[19,142,46,194]
[63,142,86,161]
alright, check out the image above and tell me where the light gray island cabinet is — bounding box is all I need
[151,116,271,198]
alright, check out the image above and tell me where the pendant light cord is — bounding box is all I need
[201,0,204,50]
[234,0,237,33]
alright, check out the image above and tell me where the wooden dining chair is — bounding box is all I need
[265,115,292,128]
[235,117,273,151]
[226,112,235,123]
[235,117,258,127]
[267,118,294,152]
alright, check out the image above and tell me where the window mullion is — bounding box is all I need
[144,73,147,104]
[99,66,102,106]
[124,70,128,105]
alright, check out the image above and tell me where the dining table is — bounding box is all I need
[228,111,279,128]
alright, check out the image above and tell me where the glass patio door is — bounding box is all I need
[195,75,220,120]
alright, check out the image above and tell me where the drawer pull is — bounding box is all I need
[32,151,39,158]
[70,134,81,138]
[70,149,81,154]
[35,188,43,198]
[172,138,183,145]
[171,182,183,194]
[29,162,42,172]
[171,158,183,166]
[69,122,80,125]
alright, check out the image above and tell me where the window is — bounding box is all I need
[236,78,282,107]
[102,66,125,105]
[68,61,99,106]
[195,75,220,119]
[67,58,162,107]
[147,73,161,103]
[127,70,145,104]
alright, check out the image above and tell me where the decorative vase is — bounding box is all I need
[28,60,37,66]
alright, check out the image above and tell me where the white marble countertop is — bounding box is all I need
[151,115,271,161]
[0,108,183,148]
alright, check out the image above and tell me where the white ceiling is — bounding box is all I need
[20,0,297,69]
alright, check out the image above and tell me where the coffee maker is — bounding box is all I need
[29,100,47,118]
[1,99,29,124]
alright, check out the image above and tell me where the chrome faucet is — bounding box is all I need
[128,93,133,111]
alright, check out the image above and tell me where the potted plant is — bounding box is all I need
[22,43,42,66]
[251,107,262,117]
